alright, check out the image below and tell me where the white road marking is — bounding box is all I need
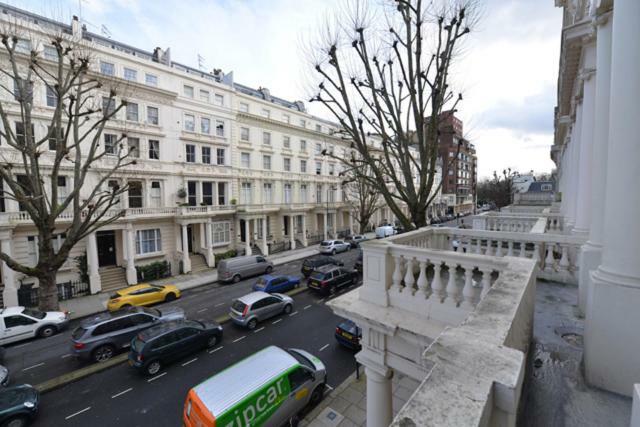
[12,342,30,349]
[289,311,298,317]
[197,308,208,313]
[253,327,265,333]
[303,305,312,310]
[111,388,132,399]
[61,354,72,359]
[272,319,282,325]
[181,358,198,367]
[22,362,45,371]
[233,336,246,343]
[214,302,225,307]
[208,346,224,354]
[65,407,91,420]
[147,372,167,383]
[319,344,330,352]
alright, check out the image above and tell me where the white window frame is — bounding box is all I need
[263,155,272,170]
[183,85,194,98]
[239,102,249,113]
[214,94,224,107]
[211,221,231,245]
[135,229,162,255]
[240,152,250,168]
[145,73,158,87]
[240,127,250,142]
[123,67,137,81]
[184,114,195,132]
[201,117,211,134]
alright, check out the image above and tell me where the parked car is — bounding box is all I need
[183,346,327,427]
[0,384,39,427]
[107,284,181,312]
[252,275,300,293]
[354,250,363,275]
[393,225,405,235]
[218,256,274,284]
[129,320,223,376]
[375,225,397,239]
[318,240,350,255]
[229,291,293,330]
[334,320,362,350]
[307,266,358,295]
[301,257,344,278]
[0,307,69,345]
[345,235,367,248]
[71,306,185,362]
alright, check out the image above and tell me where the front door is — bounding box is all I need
[283,216,290,236]
[97,231,117,267]
[187,226,194,253]
[239,219,246,243]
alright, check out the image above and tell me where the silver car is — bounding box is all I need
[71,306,185,362]
[229,291,293,330]
[319,240,351,255]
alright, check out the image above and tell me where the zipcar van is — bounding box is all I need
[375,225,396,239]
[183,346,327,427]
[217,256,274,284]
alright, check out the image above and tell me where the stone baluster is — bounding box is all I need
[450,235,457,251]
[465,237,472,253]
[558,245,570,272]
[519,241,527,257]
[481,268,492,298]
[544,243,555,272]
[532,243,541,266]
[461,266,476,308]
[475,238,482,254]
[431,263,444,301]
[507,240,514,257]
[403,257,416,295]
[417,260,429,298]
[445,262,460,305]
[495,240,503,257]
[391,254,404,291]
[485,240,493,256]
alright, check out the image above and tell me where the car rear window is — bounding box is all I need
[338,321,357,335]
[72,327,87,340]
[131,336,145,352]
[310,271,325,281]
[231,300,246,312]
[320,241,331,246]
[255,277,267,285]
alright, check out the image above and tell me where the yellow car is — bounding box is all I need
[107,284,181,311]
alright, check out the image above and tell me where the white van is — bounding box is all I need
[0,306,69,344]
[183,346,327,426]
[375,225,396,239]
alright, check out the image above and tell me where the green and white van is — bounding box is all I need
[183,346,327,427]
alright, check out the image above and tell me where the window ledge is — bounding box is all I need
[135,251,164,260]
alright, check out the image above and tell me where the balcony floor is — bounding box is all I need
[519,280,632,427]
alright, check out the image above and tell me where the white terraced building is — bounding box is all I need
[325,0,640,426]
[0,4,443,308]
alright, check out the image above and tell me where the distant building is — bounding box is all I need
[513,181,555,205]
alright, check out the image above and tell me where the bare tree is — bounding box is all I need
[340,164,380,233]
[0,26,135,310]
[308,0,477,229]
[477,168,519,208]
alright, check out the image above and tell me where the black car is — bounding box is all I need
[307,265,358,295]
[0,384,39,426]
[354,250,363,275]
[129,320,223,376]
[335,320,362,350]
[301,257,344,278]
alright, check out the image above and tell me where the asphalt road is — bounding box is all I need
[31,285,360,426]
[3,247,362,388]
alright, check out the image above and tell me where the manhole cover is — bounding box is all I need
[561,332,583,348]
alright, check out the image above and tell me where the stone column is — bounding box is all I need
[181,224,191,273]
[86,232,102,294]
[199,222,206,253]
[205,221,214,267]
[349,211,354,235]
[261,216,269,256]
[580,12,613,313]
[566,104,582,230]
[244,219,251,256]
[125,226,137,285]
[289,215,296,250]
[323,213,328,240]
[585,0,640,396]
[0,230,18,307]
[574,42,597,236]
[301,214,308,247]
[365,367,393,427]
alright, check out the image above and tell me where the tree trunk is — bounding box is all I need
[413,208,428,229]
[38,270,60,311]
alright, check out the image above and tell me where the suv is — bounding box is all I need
[307,266,358,295]
[71,306,185,362]
[301,257,344,278]
[129,320,223,376]
[319,240,350,255]
[229,292,293,330]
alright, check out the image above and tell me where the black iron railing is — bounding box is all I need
[17,280,90,307]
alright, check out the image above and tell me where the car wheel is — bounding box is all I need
[3,415,28,427]
[164,292,177,302]
[332,249,336,255]
[265,266,273,274]
[309,385,325,406]
[283,304,293,314]
[38,324,57,338]
[247,319,258,330]
[232,274,241,284]
[146,360,162,376]
[206,335,219,348]
[92,345,115,363]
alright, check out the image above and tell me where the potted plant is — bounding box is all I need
[177,188,187,198]
[230,198,237,205]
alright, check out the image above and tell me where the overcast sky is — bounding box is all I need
[11,0,561,179]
